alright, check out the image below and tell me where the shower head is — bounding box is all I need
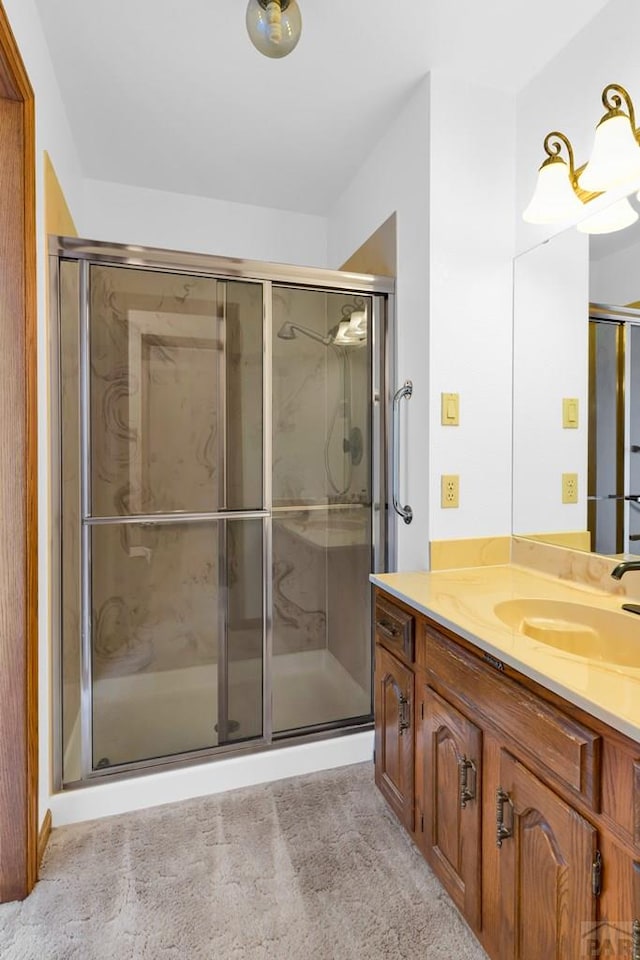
[276,322,332,346]
[277,322,296,340]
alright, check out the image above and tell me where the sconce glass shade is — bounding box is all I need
[246,0,302,58]
[578,114,640,192]
[576,196,638,234]
[522,158,585,224]
[332,311,368,345]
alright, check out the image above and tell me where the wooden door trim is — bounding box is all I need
[0,1,38,902]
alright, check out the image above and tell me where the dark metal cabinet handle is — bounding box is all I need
[377,617,400,639]
[458,757,477,808]
[398,695,410,736]
[632,919,640,960]
[591,850,602,897]
[496,787,514,847]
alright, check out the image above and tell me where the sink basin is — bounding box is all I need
[493,599,640,668]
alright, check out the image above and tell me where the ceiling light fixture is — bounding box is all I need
[246,0,302,59]
[523,83,640,234]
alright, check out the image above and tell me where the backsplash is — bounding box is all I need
[512,536,640,602]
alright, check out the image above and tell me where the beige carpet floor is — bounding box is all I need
[0,762,488,960]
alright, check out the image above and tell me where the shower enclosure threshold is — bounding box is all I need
[63,649,371,784]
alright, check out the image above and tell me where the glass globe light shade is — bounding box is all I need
[576,196,639,235]
[522,158,585,224]
[333,313,368,345]
[246,0,302,59]
[578,114,640,192]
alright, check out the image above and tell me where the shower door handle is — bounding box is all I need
[392,380,413,525]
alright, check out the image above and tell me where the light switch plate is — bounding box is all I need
[441,392,459,426]
[563,398,579,429]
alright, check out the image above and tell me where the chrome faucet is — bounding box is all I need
[610,559,640,580]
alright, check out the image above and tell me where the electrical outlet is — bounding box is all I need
[562,472,578,504]
[441,474,459,509]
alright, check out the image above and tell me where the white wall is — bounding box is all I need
[516,0,640,255]
[4,0,85,830]
[327,71,516,562]
[590,240,640,305]
[428,70,516,542]
[513,229,590,535]
[327,77,430,572]
[82,178,328,268]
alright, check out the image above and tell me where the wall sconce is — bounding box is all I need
[577,197,638,235]
[246,0,302,58]
[523,83,640,234]
[579,85,640,192]
[522,132,585,223]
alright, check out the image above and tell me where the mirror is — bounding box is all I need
[513,192,640,557]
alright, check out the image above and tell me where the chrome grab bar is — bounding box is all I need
[392,380,413,525]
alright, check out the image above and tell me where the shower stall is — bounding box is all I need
[589,304,640,555]
[50,237,394,786]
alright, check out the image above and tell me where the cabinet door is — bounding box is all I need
[374,644,414,831]
[498,750,597,960]
[635,861,640,960]
[422,686,482,929]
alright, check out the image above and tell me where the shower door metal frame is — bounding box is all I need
[589,303,640,555]
[49,236,395,789]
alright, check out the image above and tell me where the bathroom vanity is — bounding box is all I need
[372,565,640,960]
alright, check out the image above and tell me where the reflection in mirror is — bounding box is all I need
[513,191,640,557]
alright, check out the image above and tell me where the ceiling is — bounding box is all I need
[35,0,612,215]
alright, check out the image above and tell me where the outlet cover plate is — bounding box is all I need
[562,472,578,504]
[441,474,459,508]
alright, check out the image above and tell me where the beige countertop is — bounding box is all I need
[370,563,640,743]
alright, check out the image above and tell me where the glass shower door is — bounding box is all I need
[627,324,640,553]
[588,320,623,554]
[79,266,265,772]
[588,317,640,556]
[271,286,373,734]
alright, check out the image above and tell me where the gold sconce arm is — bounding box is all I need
[601,83,637,134]
[541,131,577,178]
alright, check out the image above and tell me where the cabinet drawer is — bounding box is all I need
[425,624,602,811]
[375,596,415,663]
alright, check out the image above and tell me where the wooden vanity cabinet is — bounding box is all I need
[373,587,640,960]
[373,596,416,832]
